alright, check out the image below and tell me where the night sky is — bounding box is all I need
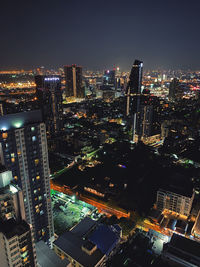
[1,0,200,70]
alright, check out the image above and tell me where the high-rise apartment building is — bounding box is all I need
[0,167,37,267]
[0,110,54,245]
[156,187,194,217]
[0,218,36,267]
[35,75,63,136]
[126,60,143,142]
[64,65,84,98]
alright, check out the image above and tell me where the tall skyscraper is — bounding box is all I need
[35,75,63,136]
[0,110,54,245]
[0,167,37,267]
[126,60,143,142]
[168,78,182,101]
[102,69,116,90]
[64,65,84,98]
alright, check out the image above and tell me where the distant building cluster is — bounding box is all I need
[1,61,200,267]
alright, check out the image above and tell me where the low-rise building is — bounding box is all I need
[53,217,121,267]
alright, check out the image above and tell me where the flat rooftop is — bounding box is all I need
[54,231,104,267]
[70,217,97,237]
[159,173,193,197]
[0,218,30,239]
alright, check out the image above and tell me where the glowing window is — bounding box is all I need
[32,136,36,142]
[2,133,8,139]
[36,176,40,180]
[34,159,39,165]
[31,127,35,131]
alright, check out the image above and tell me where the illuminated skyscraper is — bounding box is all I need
[35,75,63,136]
[126,60,143,142]
[102,69,116,90]
[0,111,54,245]
[64,65,84,98]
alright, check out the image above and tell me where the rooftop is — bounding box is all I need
[0,110,42,131]
[159,173,194,197]
[54,231,104,267]
[70,217,97,238]
[53,218,121,267]
[0,218,30,239]
[89,224,121,255]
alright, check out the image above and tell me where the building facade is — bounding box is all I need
[0,219,37,267]
[126,60,143,142]
[64,65,84,98]
[35,75,63,136]
[0,167,36,267]
[0,111,54,245]
[156,188,194,217]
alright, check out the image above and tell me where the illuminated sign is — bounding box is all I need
[44,77,60,81]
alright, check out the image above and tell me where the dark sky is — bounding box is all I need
[1,0,200,70]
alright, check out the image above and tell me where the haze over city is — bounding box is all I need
[1,0,200,70]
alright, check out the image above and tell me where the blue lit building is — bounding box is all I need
[0,110,54,245]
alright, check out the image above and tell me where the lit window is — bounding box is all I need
[36,175,40,180]
[32,136,36,142]
[34,159,39,165]
[21,246,27,252]
[17,151,21,156]
[14,176,18,180]
[11,158,15,163]
[31,127,35,131]
[2,133,8,139]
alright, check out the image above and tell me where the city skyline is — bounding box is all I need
[1,0,200,70]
